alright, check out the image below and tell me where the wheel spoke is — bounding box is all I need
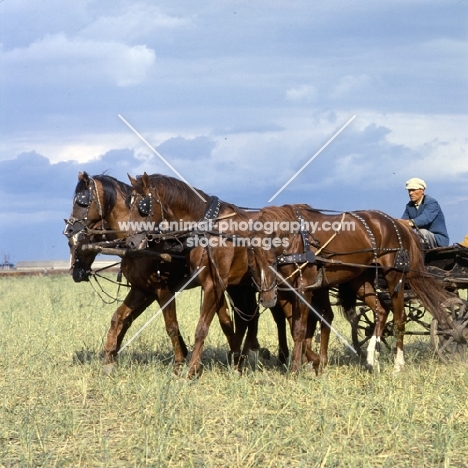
[438,336,454,354]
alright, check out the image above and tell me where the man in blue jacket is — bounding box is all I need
[399,177,449,248]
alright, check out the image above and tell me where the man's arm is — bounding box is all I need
[412,198,441,227]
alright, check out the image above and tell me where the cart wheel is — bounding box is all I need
[351,306,393,357]
[430,297,468,364]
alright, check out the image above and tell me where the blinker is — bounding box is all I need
[75,190,91,207]
[138,197,152,216]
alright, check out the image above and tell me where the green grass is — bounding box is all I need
[0,275,467,467]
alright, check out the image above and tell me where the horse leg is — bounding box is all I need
[270,302,289,365]
[228,285,262,366]
[103,287,155,366]
[384,271,407,372]
[350,276,389,372]
[303,308,319,369]
[187,283,238,378]
[290,292,315,374]
[308,288,334,373]
[155,287,189,372]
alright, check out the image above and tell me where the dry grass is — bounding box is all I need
[0,275,467,467]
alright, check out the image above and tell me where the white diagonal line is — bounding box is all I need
[117,266,205,354]
[268,115,356,202]
[118,114,207,202]
[269,266,357,354]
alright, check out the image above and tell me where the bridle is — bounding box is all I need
[249,250,278,303]
[128,185,167,237]
[63,177,104,239]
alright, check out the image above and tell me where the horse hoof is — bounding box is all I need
[259,348,271,360]
[187,367,203,380]
[102,363,116,375]
[173,363,185,376]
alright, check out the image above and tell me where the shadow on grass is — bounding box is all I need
[328,338,437,369]
[72,344,290,374]
[73,338,441,376]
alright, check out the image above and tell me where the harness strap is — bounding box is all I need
[202,196,221,221]
[315,212,347,256]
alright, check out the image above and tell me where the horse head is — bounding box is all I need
[126,172,166,249]
[247,244,278,308]
[67,219,111,282]
[63,171,104,239]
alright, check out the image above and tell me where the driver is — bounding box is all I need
[399,177,449,248]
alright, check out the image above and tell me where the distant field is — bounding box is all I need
[0,275,467,467]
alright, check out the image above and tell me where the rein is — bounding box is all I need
[89,262,129,304]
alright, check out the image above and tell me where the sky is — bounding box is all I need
[0,0,467,262]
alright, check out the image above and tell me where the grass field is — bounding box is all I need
[0,274,467,467]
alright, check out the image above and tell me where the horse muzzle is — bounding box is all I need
[72,266,90,283]
[259,291,278,308]
[63,219,86,239]
[126,232,149,250]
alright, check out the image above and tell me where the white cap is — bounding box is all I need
[405,177,426,190]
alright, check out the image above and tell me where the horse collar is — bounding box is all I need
[201,196,221,221]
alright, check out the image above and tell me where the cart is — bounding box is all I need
[349,245,468,364]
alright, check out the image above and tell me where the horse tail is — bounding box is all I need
[337,282,357,323]
[405,229,451,326]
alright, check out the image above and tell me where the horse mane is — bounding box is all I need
[136,174,249,220]
[258,204,314,235]
[74,173,132,218]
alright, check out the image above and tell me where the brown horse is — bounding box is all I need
[64,172,191,369]
[126,172,306,377]
[247,204,450,373]
[64,172,270,372]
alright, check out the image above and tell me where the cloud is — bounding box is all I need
[157,136,217,161]
[78,4,193,42]
[0,0,466,260]
[285,85,317,103]
[1,33,156,87]
[331,74,373,99]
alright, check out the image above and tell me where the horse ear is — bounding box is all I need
[127,173,138,187]
[79,171,90,184]
[142,172,150,191]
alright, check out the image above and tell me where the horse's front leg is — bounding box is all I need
[228,285,261,363]
[386,273,406,373]
[155,287,188,372]
[290,293,314,374]
[271,301,290,366]
[103,287,155,366]
[187,283,237,379]
[311,288,334,373]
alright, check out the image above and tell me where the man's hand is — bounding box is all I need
[398,219,412,227]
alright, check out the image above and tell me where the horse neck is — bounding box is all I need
[105,196,130,232]
[154,186,207,223]
[95,182,131,233]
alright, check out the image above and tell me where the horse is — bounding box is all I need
[125,172,310,377]
[63,172,194,370]
[64,172,271,373]
[247,204,451,373]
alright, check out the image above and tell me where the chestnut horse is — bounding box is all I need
[64,172,272,372]
[247,204,450,373]
[125,173,313,377]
